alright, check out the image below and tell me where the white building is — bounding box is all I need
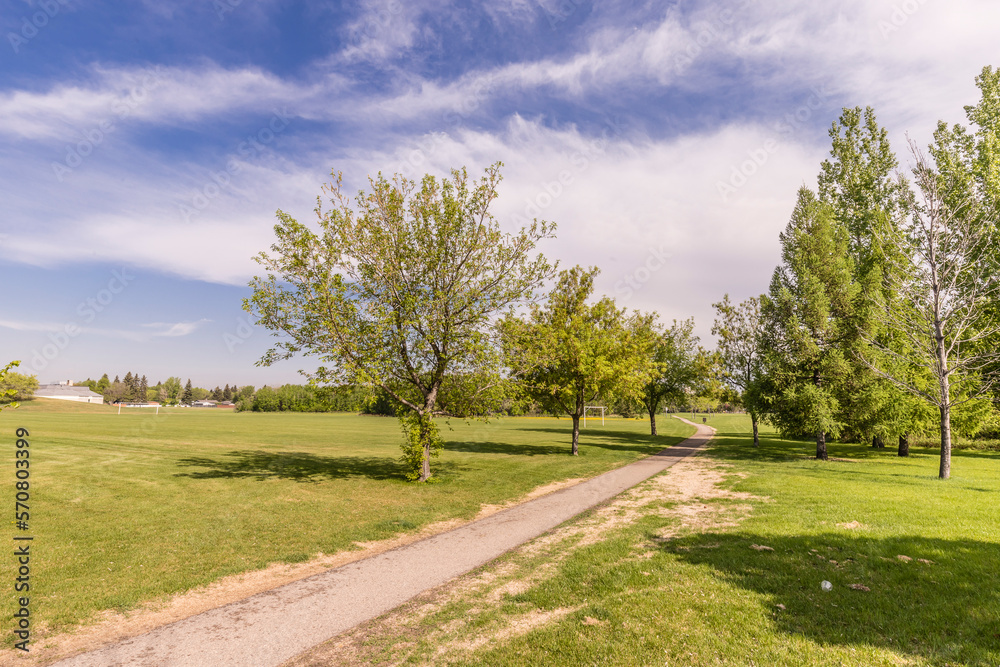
[35,383,104,404]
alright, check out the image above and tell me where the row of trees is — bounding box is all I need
[247,163,712,481]
[79,374,248,405]
[713,66,1000,479]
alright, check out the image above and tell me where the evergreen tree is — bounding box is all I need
[182,379,193,404]
[223,384,232,401]
[140,375,149,402]
[818,106,923,453]
[211,386,223,401]
[760,188,859,460]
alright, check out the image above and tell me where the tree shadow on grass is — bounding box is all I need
[660,530,1000,665]
[512,426,679,454]
[175,450,463,482]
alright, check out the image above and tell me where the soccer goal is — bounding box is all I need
[582,405,606,427]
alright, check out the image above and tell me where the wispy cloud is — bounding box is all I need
[0,318,210,341]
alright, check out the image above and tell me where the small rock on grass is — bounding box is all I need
[848,583,871,592]
[750,544,774,551]
[775,603,786,610]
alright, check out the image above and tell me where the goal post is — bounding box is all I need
[583,405,605,427]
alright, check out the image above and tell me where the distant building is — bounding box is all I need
[36,384,103,404]
[191,400,218,408]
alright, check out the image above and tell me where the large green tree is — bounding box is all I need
[712,295,766,446]
[503,266,658,454]
[247,162,554,481]
[817,106,924,453]
[761,188,858,460]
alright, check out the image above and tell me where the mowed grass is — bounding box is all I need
[0,399,693,639]
[344,414,1000,666]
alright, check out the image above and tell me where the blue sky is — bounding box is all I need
[1,0,998,388]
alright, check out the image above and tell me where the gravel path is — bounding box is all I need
[54,418,714,667]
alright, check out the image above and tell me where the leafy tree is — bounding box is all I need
[96,373,111,394]
[502,266,658,455]
[162,377,182,404]
[0,361,28,408]
[761,188,858,460]
[103,380,128,404]
[712,295,766,446]
[252,386,279,412]
[638,317,702,436]
[246,162,554,481]
[860,142,1000,479]
[182,379,193,404]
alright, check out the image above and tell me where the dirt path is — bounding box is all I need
[51,419,713,667]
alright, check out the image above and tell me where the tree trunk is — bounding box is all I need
[418,414,432,482]
[648,407,657,436]
[898,433,909,457]
[816,429,828,461]
[571,414,580,456]
[750,412,759,447]
[939,404,951,479]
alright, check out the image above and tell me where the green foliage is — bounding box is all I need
[0,367,38,404]
[0,361,23,409]
[246,162,554,481]
[503,266,659,453]
[760,188,858,456]
[251,386,279,412]
[638,317,704,434]
[398,412,444,482]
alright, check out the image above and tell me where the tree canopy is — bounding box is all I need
[246,162,554,480]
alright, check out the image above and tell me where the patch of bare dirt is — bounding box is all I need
[0,477,588,667]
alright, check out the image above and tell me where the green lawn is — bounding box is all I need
[319,414,1000,666]
[0,399,693,641]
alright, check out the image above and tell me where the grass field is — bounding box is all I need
[0,398,693,644]
[302,414,1000,666]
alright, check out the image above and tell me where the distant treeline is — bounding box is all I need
[236,384,384,414]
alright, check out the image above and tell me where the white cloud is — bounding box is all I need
[141,320,212,337]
